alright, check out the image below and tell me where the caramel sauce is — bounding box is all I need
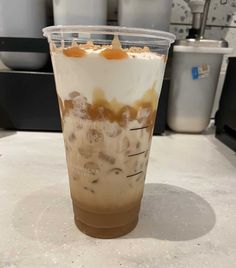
[87,103,115,122]
[112,35,122,49]
[58,84,158,128]
[56,35,164,63]
[100,48,128,60]
[92,88,123,114]
[134,86,158,111]
[116,106,138,127]
[64,99,74,115]
[100,35,128,60]
[63,46,87,57]
[59,35,152,60]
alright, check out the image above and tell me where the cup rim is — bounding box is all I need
[43,25,176,44]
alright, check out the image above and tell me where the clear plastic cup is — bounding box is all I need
[43,25,175,238]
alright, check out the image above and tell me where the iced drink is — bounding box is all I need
[43,26,175,238]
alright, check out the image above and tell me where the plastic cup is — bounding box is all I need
[43,25,175,238]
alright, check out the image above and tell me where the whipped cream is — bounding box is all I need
[51,48,165,104]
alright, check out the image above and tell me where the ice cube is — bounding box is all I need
[98,152,115,165]
[84,162,100,177]
[87,129,104,144]
[103,121,122,137]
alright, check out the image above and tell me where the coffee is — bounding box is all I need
[43,26,174,238]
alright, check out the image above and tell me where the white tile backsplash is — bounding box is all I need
[171,0,236,27]
[171,0,192,24]
[202,0,236,27]
[169,24,191,39]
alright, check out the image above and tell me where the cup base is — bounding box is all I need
[73,201,140,238]
[74,217,138,239]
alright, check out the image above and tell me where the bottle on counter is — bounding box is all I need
[167,39,233,133]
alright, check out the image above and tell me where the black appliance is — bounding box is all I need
[215,57,236,152]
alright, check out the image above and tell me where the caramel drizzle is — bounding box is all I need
[100,35,128,60]
[61,41,166,62]
[63,41,86,57]
[57,85,159,130]
[60,36,154,60]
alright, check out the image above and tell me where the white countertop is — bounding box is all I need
[0,129,236,268]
